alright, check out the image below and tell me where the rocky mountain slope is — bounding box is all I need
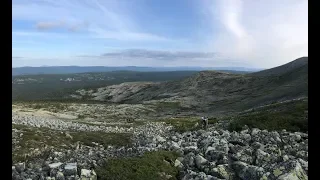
[12,111,308,180]
[71,57,308,116]
[12,57,308,180]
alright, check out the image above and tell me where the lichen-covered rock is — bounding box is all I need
[232,161,265,180]
[215,164,231,179]
[270,160,307,180]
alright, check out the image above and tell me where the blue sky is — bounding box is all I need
[12,0,308,68]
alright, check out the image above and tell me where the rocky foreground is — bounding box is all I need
[12,113,308,180]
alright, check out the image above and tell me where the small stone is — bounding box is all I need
[64,163,77,176]
[195,154,208,169]
[243,134,251,141]
[155,135,166,143]
[49,162,63,169]
[15,162,25,173]
[251,128,261,136]
[252,142,264,150]
[79,167,89,175]
[56,172,65,180]
[217,165,230,179]
[217,155,228,165]
[177,157,184,162]
[241,129,249,134]
[205,146,215,155]
[188,156,195,167]
[213,131,219,136]
[283,155,289,162]
[65,132,73,139]
[174,159,183,168]
[295,134,302,142]
[81,169,97,180]
[171,141,180,150]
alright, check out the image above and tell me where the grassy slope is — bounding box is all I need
[228,98,308,132]
[159,98,308,133]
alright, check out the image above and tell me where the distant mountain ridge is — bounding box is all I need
[12,66,263,76]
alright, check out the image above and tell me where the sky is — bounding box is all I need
[12,0,308,68]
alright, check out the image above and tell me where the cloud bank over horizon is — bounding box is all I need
[12,0,308,68]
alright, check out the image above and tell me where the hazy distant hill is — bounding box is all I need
[12,66,262,76]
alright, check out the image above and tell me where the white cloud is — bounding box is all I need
[88,27,170,42]
[12,31,67,38]
[35,21,65,30]
[12,0,308,68]
[202,0,308,68]
[12,0,169,41]
[72,49,244,67]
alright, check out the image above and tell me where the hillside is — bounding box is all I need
[12,57,308,116]
[69,57,308,116]
[252,57,308,76]
[12,70,253,101]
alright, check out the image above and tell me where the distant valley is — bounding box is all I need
[12,66,262,76]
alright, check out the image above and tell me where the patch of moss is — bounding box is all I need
[161,117,199,133]
[12,124,70,163]
[70,131,132,148]
[155,102,181,111]
[77,114,86,119]
[14,101,69,113]
[96,150,179,180]
[162,117,219,133]
[75,120,146,128]
[12,124,132,163]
